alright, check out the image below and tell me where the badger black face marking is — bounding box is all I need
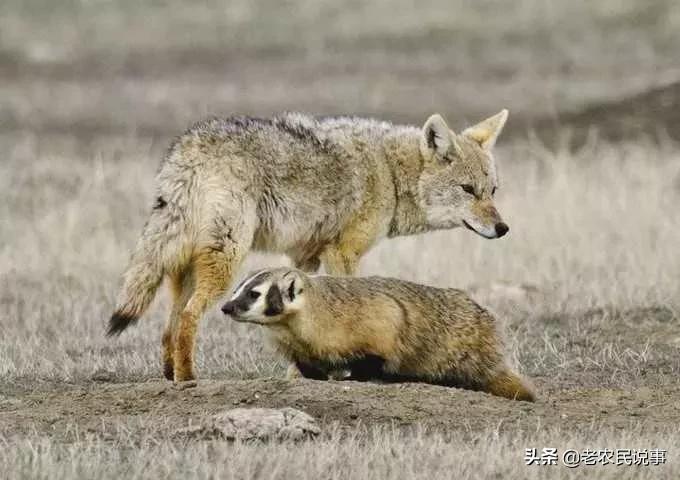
[264,284,284,316]
[248,290,261,300]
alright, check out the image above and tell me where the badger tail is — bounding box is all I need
[107,212,170,336]
[486,368,537,402]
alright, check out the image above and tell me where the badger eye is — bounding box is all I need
[461,184,475,195]
[248,290,261,300]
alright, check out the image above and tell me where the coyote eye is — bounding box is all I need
[492,186,497,196]
[461,184,475,195]
[248,290,261,300]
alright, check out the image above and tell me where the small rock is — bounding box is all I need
[173,407,320,442]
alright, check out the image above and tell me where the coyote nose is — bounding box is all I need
[221,302,235,315]
[495,222,509,238]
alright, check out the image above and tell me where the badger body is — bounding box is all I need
[222,268,535,401]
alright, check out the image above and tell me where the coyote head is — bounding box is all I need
[417,110,509,239]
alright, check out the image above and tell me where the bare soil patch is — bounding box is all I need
[3,376,679,441]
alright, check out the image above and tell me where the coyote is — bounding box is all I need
[108,110,510,383]
[222,267,535,401]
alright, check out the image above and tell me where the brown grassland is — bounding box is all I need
[2,1,680,478]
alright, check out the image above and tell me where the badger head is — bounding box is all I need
[221,268,306,324]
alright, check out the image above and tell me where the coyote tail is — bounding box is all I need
[107,212,170,336]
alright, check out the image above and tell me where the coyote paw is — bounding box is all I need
[173,367,197,389]
[173,380,198,390]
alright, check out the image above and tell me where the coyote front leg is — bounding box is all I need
[321,246,360,276]
[321,221,380,276]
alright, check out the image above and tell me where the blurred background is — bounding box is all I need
[3,0,680,139]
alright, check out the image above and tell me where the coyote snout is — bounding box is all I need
[463,220,509,239]
[463,200,509,239]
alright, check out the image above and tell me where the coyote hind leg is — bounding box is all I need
[173,248,246,383]
[161,269,194,380]
[172,207,254,384]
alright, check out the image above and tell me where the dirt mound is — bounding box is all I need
[2,378,679,441]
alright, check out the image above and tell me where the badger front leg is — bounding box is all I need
[286,363,304,380]
[295,362,329,380]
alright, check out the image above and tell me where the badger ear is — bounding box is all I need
[421,114,456,160]
[462,109,508,150]
[282,270,304,301]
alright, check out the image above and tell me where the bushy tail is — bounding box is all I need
[108,215,169,336]
[486,369,536,402]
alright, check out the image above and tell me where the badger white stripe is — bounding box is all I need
[230,269,269,300]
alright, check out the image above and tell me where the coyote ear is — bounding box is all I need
[462,109,508,150]
[421,114,456,160]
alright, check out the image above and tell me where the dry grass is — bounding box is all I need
[3,1,680,479]
[3,0,680,134]
[2,424,678,480]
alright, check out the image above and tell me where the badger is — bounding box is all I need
[221,267,535,401]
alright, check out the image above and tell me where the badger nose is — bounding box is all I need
[495,222,509,238]
[221,302,235,315]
